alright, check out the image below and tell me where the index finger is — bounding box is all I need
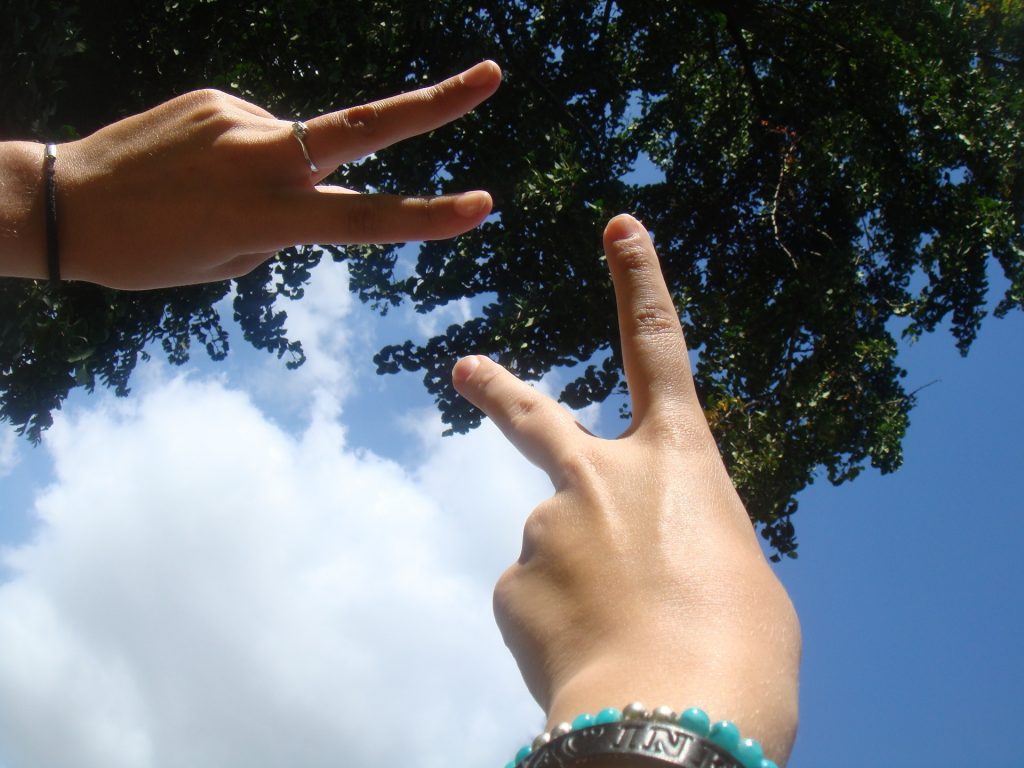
[304,60,502,168]
[603,214,697,423]
[452,355,586,488]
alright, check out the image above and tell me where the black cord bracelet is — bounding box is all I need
[43,143,60,285]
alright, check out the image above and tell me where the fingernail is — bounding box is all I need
[454,190,491,218]
[462,60,497,88]
[452,355,482,386]
[607,213,643,242]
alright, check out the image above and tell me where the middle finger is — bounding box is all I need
[603,214,697,423]
[303,60,502,168]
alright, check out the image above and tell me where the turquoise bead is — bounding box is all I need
[514,745,532,765]
[572,713,595,730]
[759,760,779,768]
[709,720,741,753]
[594,707,623,725]
[504,763,516,768]
[735,737,764,768]
[678,707,711,737]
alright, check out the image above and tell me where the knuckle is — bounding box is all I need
[505,393,541,431]
[632,301,680,336]
[190,87,228,104]
[184,89,242,134]
[189,88,231,116]
[556,449,600,488]
[521,504,551,554]
[492,563,523,622]
[334,109,354,132]
[419,81,449,104]
[338,103,380,138]
[471,367,540,429]
[520,495,580,561]
[420,195,439,226]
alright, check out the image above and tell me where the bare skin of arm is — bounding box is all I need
[453,215,801,766]
[0,60,501,289]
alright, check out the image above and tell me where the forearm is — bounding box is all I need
[0,141,49,281]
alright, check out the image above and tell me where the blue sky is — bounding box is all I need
[784,296,1024,767]
[0,248,1020,768]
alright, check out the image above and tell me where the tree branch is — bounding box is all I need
[771,142,799,270]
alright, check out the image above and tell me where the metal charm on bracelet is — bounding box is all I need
[291,120,318,173]
[520,720,745,768]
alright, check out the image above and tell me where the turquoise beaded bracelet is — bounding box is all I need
[504,702,778,768]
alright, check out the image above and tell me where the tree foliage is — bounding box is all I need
[2,0,1021,557]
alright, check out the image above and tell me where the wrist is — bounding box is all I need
[546,686,795,768]
[543,608,800,765]
[0,141,49,280]
[517,704,778,768]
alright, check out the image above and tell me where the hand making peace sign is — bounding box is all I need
[453,215,801,766]
[4,61,501,289]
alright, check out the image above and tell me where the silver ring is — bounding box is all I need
[291,120,318,173]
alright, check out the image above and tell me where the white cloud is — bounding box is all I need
[277,257,358,394]
[242,257,364,415]
[409,297,474,340]
[0,374,551,768]
[0,427,18,477]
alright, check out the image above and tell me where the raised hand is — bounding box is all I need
[452,215,800,765]
[3,61,501,289]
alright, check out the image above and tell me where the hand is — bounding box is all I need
[452,215,801,764]
[42,61,501,289]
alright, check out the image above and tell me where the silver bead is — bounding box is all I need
[652,705,676,723]
[623,701,648,720]
[552,722,573,737]
[532,732,551,750]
